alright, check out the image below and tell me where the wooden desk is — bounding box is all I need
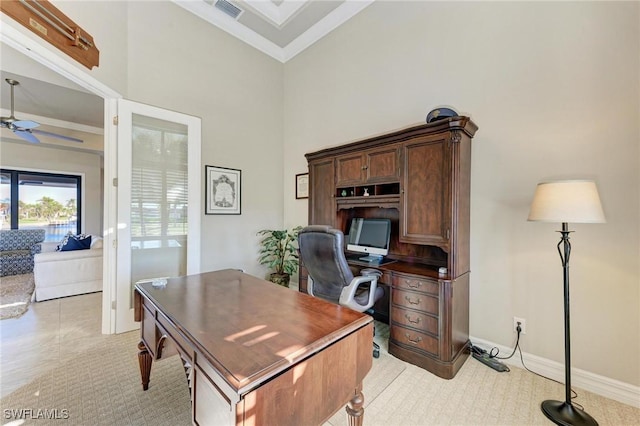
[300,259,470,380]
[134,269,373,425]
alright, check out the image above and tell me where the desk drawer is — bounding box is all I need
[391,306,438,336]
[156,311,191,361]
[193,366,234,425]
[390,325,439,357]
[392,288,439,316]
[392,274,438,295]
[141,305,156,358]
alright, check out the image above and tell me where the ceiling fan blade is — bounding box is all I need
[31,129,83,143]
[14,130,40,144]
[13,120,40,130]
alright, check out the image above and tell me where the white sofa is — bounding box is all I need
[33,236,103,301]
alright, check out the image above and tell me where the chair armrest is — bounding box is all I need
[339,275,378,312]
[307,276,315,297]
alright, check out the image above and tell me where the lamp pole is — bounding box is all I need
[540,222,597,426]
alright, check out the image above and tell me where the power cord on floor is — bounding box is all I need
[469,322,585,411]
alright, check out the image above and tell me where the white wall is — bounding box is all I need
[51,1,129,96]
[124,2,284,277]
[0,142,103,236]
[283,2,640,387]
[34,1,285,278]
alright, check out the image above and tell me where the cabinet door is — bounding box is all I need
[400,135,451,246]
[366,146,399,182]
[309,158,335,226]
[335,153,365,186]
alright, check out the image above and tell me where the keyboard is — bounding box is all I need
[345,253,382,263]
[359,255,383,263]
[345,253,397,266]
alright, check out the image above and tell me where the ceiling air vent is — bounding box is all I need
[214,0,243,20]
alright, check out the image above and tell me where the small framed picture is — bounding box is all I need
[205,165,241,215]
[296,173,309,199]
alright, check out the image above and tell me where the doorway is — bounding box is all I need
[1,23,118,333]
[1,23,202,334]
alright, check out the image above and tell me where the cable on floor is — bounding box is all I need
[470,325,585,411]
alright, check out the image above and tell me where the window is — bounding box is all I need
[130,114,188,249]
[0,169,81,242]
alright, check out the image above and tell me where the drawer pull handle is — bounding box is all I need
[156,335,168,358]
[405,296,421,305]
[405,280,422,289]
[405,333,422,344]
[405,314,421,324]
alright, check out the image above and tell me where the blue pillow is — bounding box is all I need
[59,234,92,251]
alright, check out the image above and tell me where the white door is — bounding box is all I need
[115,99,201,333]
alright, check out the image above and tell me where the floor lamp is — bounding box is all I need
[528,180,605,426]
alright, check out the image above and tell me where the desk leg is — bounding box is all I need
[346,384,365,426]
[138,341,152,391]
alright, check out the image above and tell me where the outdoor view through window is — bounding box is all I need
[0,170,81,241]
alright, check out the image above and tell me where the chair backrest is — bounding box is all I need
[298,225,354,303]
[0,229,46,251]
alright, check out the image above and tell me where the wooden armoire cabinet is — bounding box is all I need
[301,117,478,379]
[335,146,400,186]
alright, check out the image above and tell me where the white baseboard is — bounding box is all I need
[469,335,640,408]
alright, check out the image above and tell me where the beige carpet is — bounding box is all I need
[1,327,638,426]
[1,331,191,426]
[0,273,35,320]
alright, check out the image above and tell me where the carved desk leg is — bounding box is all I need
[138,341,152,391]
[346,385,365,426]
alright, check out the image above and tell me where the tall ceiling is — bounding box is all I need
[0,0,371,148]
[174,0,373,62]
[0,45,104,152]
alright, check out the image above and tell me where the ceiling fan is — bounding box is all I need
[1,78,83,144]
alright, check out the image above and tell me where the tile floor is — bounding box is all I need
[0,292,107,398]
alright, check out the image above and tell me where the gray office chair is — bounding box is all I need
[298,225,384,357]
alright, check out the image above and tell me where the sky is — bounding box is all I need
[0,184,76,205]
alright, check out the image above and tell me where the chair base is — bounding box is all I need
[373,341,380,358]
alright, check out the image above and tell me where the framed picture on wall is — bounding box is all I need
[205,165,241,215]
[296,173,309,199]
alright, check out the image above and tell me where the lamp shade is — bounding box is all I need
[528,180,606,223]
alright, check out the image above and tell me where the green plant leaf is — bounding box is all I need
[256,226,302,275]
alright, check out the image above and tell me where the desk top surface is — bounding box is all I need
[136,269,371,393]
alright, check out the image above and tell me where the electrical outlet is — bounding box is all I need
[513,317,526,334]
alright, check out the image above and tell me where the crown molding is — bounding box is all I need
[173,0,285,62]
[172,0,373,63]
[282,0,373,62]
[241,0,307,28]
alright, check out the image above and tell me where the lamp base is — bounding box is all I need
[541,400,598,426]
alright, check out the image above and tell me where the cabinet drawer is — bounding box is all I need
[392,288,439,316]
[390,325,439,356]
[392,274,438,295]
[391,306,438,336]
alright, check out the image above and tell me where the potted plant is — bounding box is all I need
[257,226,302,286]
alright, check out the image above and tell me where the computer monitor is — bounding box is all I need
[346,218,391,262]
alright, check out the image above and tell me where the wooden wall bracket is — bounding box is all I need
[1,0,99,69]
